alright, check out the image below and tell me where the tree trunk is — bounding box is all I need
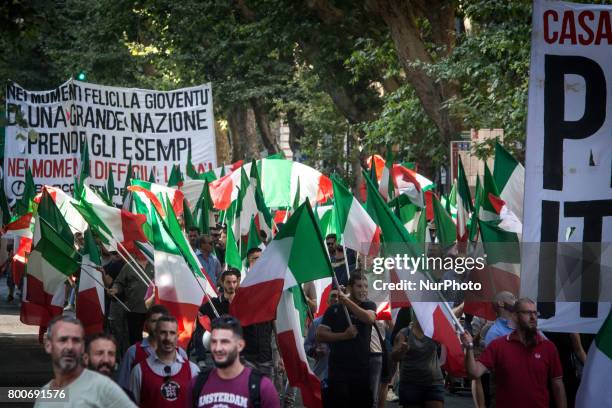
[250,98,279,154]
[367,0,462,145]
[227,103,260,162]
[286,108,305,156]
[214,120,232,166]
[227,105,244,162]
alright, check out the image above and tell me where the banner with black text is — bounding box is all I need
[521,0,612,333]
[4,79,217,204]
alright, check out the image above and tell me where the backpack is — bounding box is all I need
[192,366,262,408]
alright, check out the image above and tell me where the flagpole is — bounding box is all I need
[61,217,154,287]
[341,243,351,289]
[80,264,131,312]
[220,209,227,227]
[35,216,152,304]
[321,232,352,326]
[112,239,155,286]
[413,249,464,335]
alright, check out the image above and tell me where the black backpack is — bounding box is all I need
[192,367,262,408]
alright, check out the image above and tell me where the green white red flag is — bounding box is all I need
[151,207,217,349]
[493,142,524,222]
[364,173,465,377]
[464,219,520,320]
[208,159,333,210]
[72,198,148,251]
[21,189,80,331]
[276,286,322,408]
[76,229,105,335]
[456,157,473,243]
[230,201,333,327]
[331,175,380,256]
[432,195,456,250]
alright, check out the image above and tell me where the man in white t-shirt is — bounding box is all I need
[35,315,136,408]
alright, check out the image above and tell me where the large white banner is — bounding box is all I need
[522,0,612,333]
[4,79,217,204]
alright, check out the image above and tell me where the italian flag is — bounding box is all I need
[464,219,520,320]
[366,154,385,181]
[432,195,456,250]
[230,201,334,327]
[456,157,473,243]
[128,179,185,217]
[331,175,381,256]
[72,199,148,251]
[21,190,80,329]
[576,308,612,408]
[235,167,260,237]
[244,216,266,261]
[249,159,273,239]
[487,194,522,236]
[76,229,105,335]
[493,142,524,222]
[364,173,465,377]
[479,164,501,222]
[393,165,435,208]
[276,286,322,408]
[313,276,333,318]
[389,195,422,237]
[314,205,337,238]
[224,205,243,272]
[207,159,333,210]
[151,208,215,349]
[2,213,34,240]
[41,186,89,233]
[379,149,395,201]
[180,180,216,234]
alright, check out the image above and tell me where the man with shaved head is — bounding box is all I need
[484,291,517,346]
[462,298,566,408]
[35,315,135,407]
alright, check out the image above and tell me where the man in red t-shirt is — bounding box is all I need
[462,298,567,408]
[192,315,280,408]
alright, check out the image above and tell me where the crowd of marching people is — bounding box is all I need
[0,219,589,408]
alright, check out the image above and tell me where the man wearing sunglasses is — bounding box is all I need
[462,298,567,408]
[130,315,200,407]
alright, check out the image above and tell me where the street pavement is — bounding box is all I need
[0,277,473,407]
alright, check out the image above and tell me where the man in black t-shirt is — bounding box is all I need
[316,271,376,408]
[192,269,240,366]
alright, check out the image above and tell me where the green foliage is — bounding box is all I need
[429,0,532,159]
[0,0,537,176]
[360,85,444,165]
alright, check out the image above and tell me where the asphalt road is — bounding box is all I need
[0,277,473,407]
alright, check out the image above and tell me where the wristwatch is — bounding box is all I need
[463,342,474,350]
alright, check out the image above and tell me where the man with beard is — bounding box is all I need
[462,298,567,408]
[316,271,377,408]
[192,315,280,408]
[83,333,118,378]
[188,227,201,250]
[192,269,240,366]
[130,315,200,406]
[117,304,189,390]
[35,315,136,407]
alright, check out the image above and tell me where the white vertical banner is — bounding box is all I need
[522,0,612,333]
[4,80,217,205]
